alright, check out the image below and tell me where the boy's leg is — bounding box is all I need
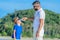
[16,39,20,40]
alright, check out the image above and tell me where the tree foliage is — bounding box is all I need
[0,9,60,38]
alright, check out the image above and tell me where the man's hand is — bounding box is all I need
[36,31,39,37]
[22,17,28,21]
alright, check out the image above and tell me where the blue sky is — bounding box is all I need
[0,0,60,18]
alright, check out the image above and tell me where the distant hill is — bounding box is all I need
[0,9,60,38]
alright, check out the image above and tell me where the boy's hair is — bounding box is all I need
[32,1,40,5]
[13,17,19,24]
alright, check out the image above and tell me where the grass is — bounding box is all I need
[0,36,60,40]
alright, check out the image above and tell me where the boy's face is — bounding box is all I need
[17,19,21,24]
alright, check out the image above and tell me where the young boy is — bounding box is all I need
[13,17,27,40]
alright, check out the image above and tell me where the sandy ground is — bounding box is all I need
[0,37,60,40]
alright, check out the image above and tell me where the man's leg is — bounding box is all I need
[33,32,44,40]
[33,29,44,40]
[33,31,37,40]
[37,31,44,40]
[37,36,43,40]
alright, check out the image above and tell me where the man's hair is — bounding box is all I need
[32,1,40,5]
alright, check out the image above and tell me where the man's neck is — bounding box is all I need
[38,7,41,10]
[37,8,42,11]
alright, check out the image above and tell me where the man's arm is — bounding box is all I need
[38,19,44,32]
[36,19,44,37]
[22,17,34,21]
[28,17,34,21]
[37,10,45,34]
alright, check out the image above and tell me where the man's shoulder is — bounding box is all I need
[38,11,45,15]
[40,9,45,15]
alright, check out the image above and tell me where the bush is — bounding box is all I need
[1,32,7,36]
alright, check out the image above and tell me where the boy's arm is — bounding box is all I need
[20,34,22,40]
[14,30,16,40]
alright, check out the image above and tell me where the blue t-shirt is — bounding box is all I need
[13,24,22,39]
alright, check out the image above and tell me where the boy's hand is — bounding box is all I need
[22,17,28,21]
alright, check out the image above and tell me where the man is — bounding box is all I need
[32,1,45,40]
[21,1,45,40]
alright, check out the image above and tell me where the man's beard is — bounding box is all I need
[34,9,38,11]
